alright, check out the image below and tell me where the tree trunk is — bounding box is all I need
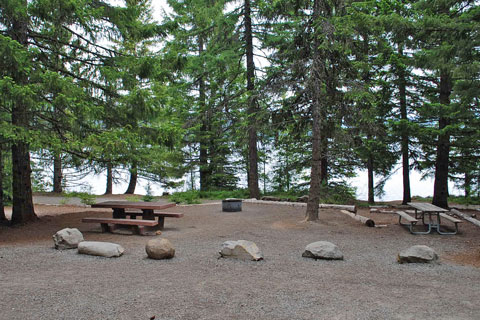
[464,171,471,198]
[0,147,6,221]
[367,154,375,204]
[245,0,260,199]
[306,98,324,221]
[432,71,452,209]
[53,153,63,193]
[198,35,209,192]
[306,0,324,221]
[125,164,137,194]
[398,47,411,205]
[320,151,328,184]
[10,5,37,225]
[105,162,113,195]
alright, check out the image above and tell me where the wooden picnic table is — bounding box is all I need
[91,201,176,220]
[405,202,460,235]
[83,201,181,235]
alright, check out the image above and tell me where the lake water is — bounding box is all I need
[68,165,461,201]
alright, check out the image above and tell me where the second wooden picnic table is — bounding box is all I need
[407,202,461,235]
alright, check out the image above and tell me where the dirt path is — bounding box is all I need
[0,203,479,319]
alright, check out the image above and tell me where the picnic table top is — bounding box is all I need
[91,201,176,210]
[407,202,449,213]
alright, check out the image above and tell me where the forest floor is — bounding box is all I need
[1,196,480,319]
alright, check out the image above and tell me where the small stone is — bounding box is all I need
[155,230,162,235]
[302,241,344,260]
[53,228,84,250]
[146,238,175,260]
[398,245,438,264]
[78,241,124,258]
[219,240,263,261]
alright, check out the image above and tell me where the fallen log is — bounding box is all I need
[319,204,357,213]
[242,199,356,212]
[450,209,480,228]
[340,210,375,227]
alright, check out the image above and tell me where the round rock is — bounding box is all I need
[398,245,438,264]
[302,241,344,260]
[146,238,175,260]
[53,228,84,250]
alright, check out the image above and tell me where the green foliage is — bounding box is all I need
[448,196,480,206]
[62,191,96,206]
[125,195,141,202]
[169,191,201,204]
[317,183,357,205]
[141,183,155,202]
[169,189,250,204]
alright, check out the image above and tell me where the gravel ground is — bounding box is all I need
[1,202,479,320]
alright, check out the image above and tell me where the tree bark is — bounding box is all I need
[398,47,411,205]
[464,171,471,198]
[367,154,375,204]
[53,153,63,193]
[432,71,452,209]
[10,4,37,224]
[198,35,209,191]
[105,162,113,195]
[0,147,6,221]
[306,0,324,221]
[245,0,260,199]
[124,164,137,194]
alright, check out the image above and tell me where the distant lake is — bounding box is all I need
[68,165,461,201]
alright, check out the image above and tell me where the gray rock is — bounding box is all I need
[302,241,344,260]
[398,245,438,264]
[78,241,124,258]
[146,238,175,260]
[53,228,84,250]
[219,240,263,261]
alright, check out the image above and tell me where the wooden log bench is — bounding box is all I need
[124,210,184,228]
[438,212,462,235]
[82,217,158,235]
[396,211,419,234]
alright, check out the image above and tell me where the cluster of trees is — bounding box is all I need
[0,0,478,224]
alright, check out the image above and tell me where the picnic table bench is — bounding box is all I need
[82,201,182,235]
[81,217,159,235]
[395,202,462,235]
[124,209,184,228]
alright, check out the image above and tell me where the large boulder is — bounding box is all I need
[53,228,84,250]
[78,241,124,258]
[302,241,344,260]
[398,245,438,264]
[219,240,263,261]
[146,238,175,260]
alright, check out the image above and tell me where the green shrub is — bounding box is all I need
[169,189,250,204]
[448,195,480,205]
[125,195,141,202]
[141,183,155,202]
[169,190,201,204]
[62,191,96,206]
[318,182,357,205]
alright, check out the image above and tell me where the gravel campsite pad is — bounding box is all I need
[1,202,480,319]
